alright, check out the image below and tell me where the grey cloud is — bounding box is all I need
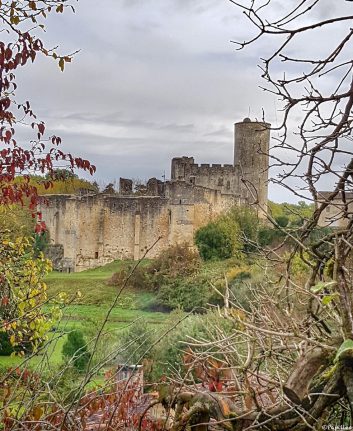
[49,111,195,132]
[14,0,340,204]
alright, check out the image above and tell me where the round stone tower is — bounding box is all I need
[234,118,270,214]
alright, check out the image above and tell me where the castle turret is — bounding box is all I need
[234,118,270,213]
[171,157,195,180]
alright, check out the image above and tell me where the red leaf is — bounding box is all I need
[5,47,12,60]
[1,297,9,306]
[38,123,45,135]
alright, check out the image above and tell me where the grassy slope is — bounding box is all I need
[0,257,246,371]
[0,260,168,370]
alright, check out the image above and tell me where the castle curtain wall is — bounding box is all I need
[41,183,238,272]
[41,195,171,271]
[41,119,270,271]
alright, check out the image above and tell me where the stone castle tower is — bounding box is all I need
[234,118,270,212]
[171,118,270,212]
[41,118,270,272]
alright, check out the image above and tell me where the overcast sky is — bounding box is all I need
[15,0,352,202]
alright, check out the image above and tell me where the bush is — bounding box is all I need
[195,222,236,261]
[156,277,210,311]
[258,226,285,246]
[275,215,289,228]
[0,235,56,353]
[108,264,147,290]
[108,243,200,291]
[141,243,200,291]
[226,206,259,252]
[42,364,82,403]
[195,205,291,260]
[149,311,234,382]
[195,206,259,260]
[117,319,156,366]
[34,230,50,256]
[228,271,253,311]
[62,330,90,371]
[0,331,14,356]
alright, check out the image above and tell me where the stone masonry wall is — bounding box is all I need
[41,119,270,271]
[234,120,270,214]
[40,183,236,271]
[318,192,353,228]
[171,157,239,196]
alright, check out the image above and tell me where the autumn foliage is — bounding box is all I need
[0,0,95,209]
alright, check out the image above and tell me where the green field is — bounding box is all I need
[0,260,170,371]
[0,257,243,372]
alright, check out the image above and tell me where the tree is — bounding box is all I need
[102,182,116,194]
[62,329,90,371]
[152,2,353,429]
[0,0,95,209]
[195,206,265,260]
[0,235,60,354]
[195,221,236,260]
[0,2,96,427]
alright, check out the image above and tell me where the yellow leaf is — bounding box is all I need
[32,406,43,421]
[220,399,230,417]
[10,15,20,25]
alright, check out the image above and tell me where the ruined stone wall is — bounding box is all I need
[318,192,353,228]
[41,194,171,271]
[171,157,239,196]
[166,181,238,245]
[40,118,270,271]
[41,183,238,271]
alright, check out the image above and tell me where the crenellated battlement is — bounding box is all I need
[41,118,270,272]
[188,163,236,170]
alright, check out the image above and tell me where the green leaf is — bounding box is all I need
[322,293,339,305]
[334,339,353,363]
[311,281,336,294]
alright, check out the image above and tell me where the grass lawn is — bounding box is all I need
[45,259,153,307]
[0,260,170,371]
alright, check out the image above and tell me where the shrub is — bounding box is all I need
[117,319,156,370]
[42,364,82,403]
[34,230,50,256]
[0,235,57,354]
[156,277,209,311]
[150,311,234,382]
[62,330,90,371]
[228,272,253,311]
[258,225,285,246]
[195,206,259,260]
[226,206,259,252]
[0,331,14,356]
[275,215,289,228]
[195,222,236,261]
[195,206,269,261]
[145,243,200,285]
[108,243,200,291]
[108,264,147,290]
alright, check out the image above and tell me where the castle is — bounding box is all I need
[41,118,270,272]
